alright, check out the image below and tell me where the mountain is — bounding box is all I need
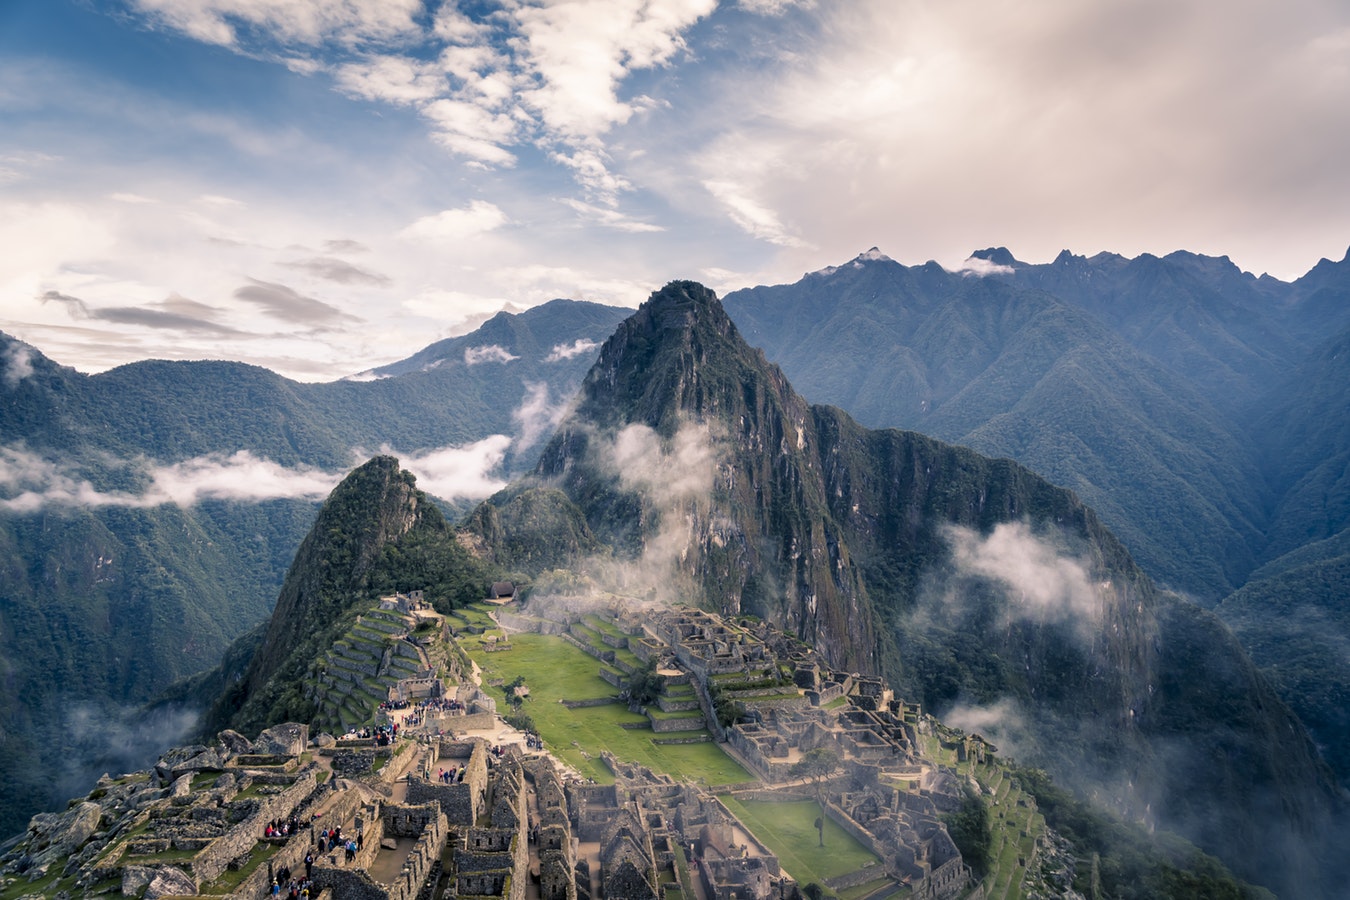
[469,280,1346,897]
[1,299,628,470]
[0,299,625,836]
[202,455,496,736]
[722,252,1267,598]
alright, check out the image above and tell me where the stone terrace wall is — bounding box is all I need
[406,742,487,826]
[374,741,423,785]
[312,806,446,900]
[191,770,319,885]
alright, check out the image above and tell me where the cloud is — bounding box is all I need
[0,437,518,512]
[334,55,447,105]
[125,0,717,201]
[3,343,35,387]
[321,238,368,254]
[60,701,200,812]
[512,382,569,451]
[233,278,359,326]
[394,436,512,501]
[737,0,813,13]
[943,522,1107,636]
[40,289,239,333]
[950,256,1015,277]
[533,420,722,606]
[283,256,392,285]
[464,344,519,366]
[941,698,1030,758]
[128,0,422,49]
[703,179,808,247]
[559,197,664,232]
[398,201,509,243]
[39,289,90,316]
[607,422,717,509]
[0,447,341,512]
[545,338,600,362]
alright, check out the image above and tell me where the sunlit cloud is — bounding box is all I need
[464,344,519,365]
[545,338,600,362]
[393,436,512,501]
[398,201,509,243]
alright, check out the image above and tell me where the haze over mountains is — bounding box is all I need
[2,244,1349,895]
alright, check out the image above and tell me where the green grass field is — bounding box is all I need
[465,630,750,786]
[719,797,882,888]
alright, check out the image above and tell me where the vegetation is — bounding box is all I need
[1010,765,1273,900]
[941,785,992,879]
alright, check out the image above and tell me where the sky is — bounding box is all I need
[2,0,1349,381]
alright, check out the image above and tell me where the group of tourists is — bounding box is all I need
[316,823,362,856]
[268,863,312,898]
[437,765,467,783]
[263,817,301,838]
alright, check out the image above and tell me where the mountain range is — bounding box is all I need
[2,245,1349,895]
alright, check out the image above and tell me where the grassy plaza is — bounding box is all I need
[463,628,751,786]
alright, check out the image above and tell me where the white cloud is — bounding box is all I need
[950,256,1015,277]
[129,0,422,48]
[608,422,717,508]
[703,180,808,247]
[559,197,664,232]
[545,338,600,362]
[944,522,1106,633]
[0,439,512,511]
[396,436,511,501]
[398,201,509,243]
[334,55,446,105]
[512,0,717,142]
[0,447,340,512]
[512,382,569,451]
[2,343,35,387]
[464,344,519,365]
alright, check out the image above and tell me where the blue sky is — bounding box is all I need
[3,0,1349,380]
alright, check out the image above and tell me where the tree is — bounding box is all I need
[506,675,528,710]
[628,660,662,706]
[790,747,840,846]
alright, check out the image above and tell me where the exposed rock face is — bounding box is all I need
[23,802,102,874]
[254,723,309,757]
[144,866,196,899]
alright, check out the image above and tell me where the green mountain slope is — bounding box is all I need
[723,254,1266,598]
[205,456,496,736]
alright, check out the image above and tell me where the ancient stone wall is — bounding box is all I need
[648,714,707,733]
[189,769,318,885]
[330,749,377,777]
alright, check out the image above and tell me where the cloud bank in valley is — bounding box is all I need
[0,437,518,514]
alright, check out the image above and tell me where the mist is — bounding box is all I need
[57,700,201,813]
[0,435,523,513]
[528,420,723,608]
[942,521,1107,640]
